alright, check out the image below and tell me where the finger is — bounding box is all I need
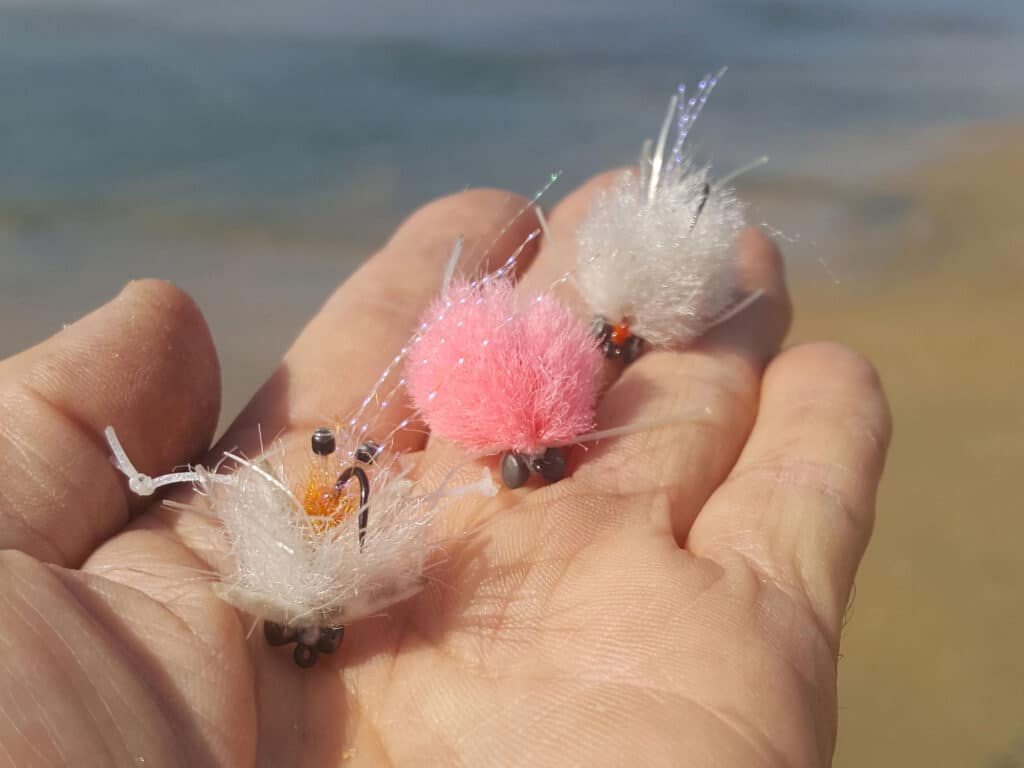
[217,189,541,458]
[567,229,792,543]
[687,342,892,644]
[0,280,219,566]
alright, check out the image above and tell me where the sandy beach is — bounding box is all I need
[784,123,1024,767]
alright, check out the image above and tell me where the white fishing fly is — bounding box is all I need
[576,69,765,360]
[106,417,494,668]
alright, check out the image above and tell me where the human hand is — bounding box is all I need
[0,176,890,767]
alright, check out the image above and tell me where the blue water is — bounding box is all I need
[1,1,1021,223]
[1,0,1022,420]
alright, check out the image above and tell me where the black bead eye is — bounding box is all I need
[293,643,318,668]
[264,621,298,647]
[622,335,645,364]
[355,441,381,464]
[602,339,623,360]
[264,621,345,667]
[591,317,613,342]
[530,448,566,483]
[311,428,336,456]
[317,625,345,654]
[501,452,530,489]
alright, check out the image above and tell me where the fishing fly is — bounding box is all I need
[576,69,764,362]
[106,421,493,668]
[405,268,603,489]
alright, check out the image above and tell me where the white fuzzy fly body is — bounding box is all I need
[576,71,749,348]
[106,424,497,667]
[105,426,455,634]
[203,452,433,630]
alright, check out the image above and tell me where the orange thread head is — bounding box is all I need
[609,323,631,345]
[299,465,358,534]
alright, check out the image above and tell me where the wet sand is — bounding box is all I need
[784,123,1024,767]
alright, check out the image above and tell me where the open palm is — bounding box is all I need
[0,177,889,767]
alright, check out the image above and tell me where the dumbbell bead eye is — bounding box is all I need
[293,643,318,668]
[501,452,530,489]
[530,447,567,483]
[317,626,345,654]
[622,334,645,364]
[311,428,336,456]
[356,441,381,464]
[591,317,613,342]
[264,621,298,646]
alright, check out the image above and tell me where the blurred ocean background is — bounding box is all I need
[1,3,1023,765]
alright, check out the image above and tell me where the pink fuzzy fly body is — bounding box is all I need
[407,277,602,455]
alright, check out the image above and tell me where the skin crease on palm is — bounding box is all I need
[0,172,891,768]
